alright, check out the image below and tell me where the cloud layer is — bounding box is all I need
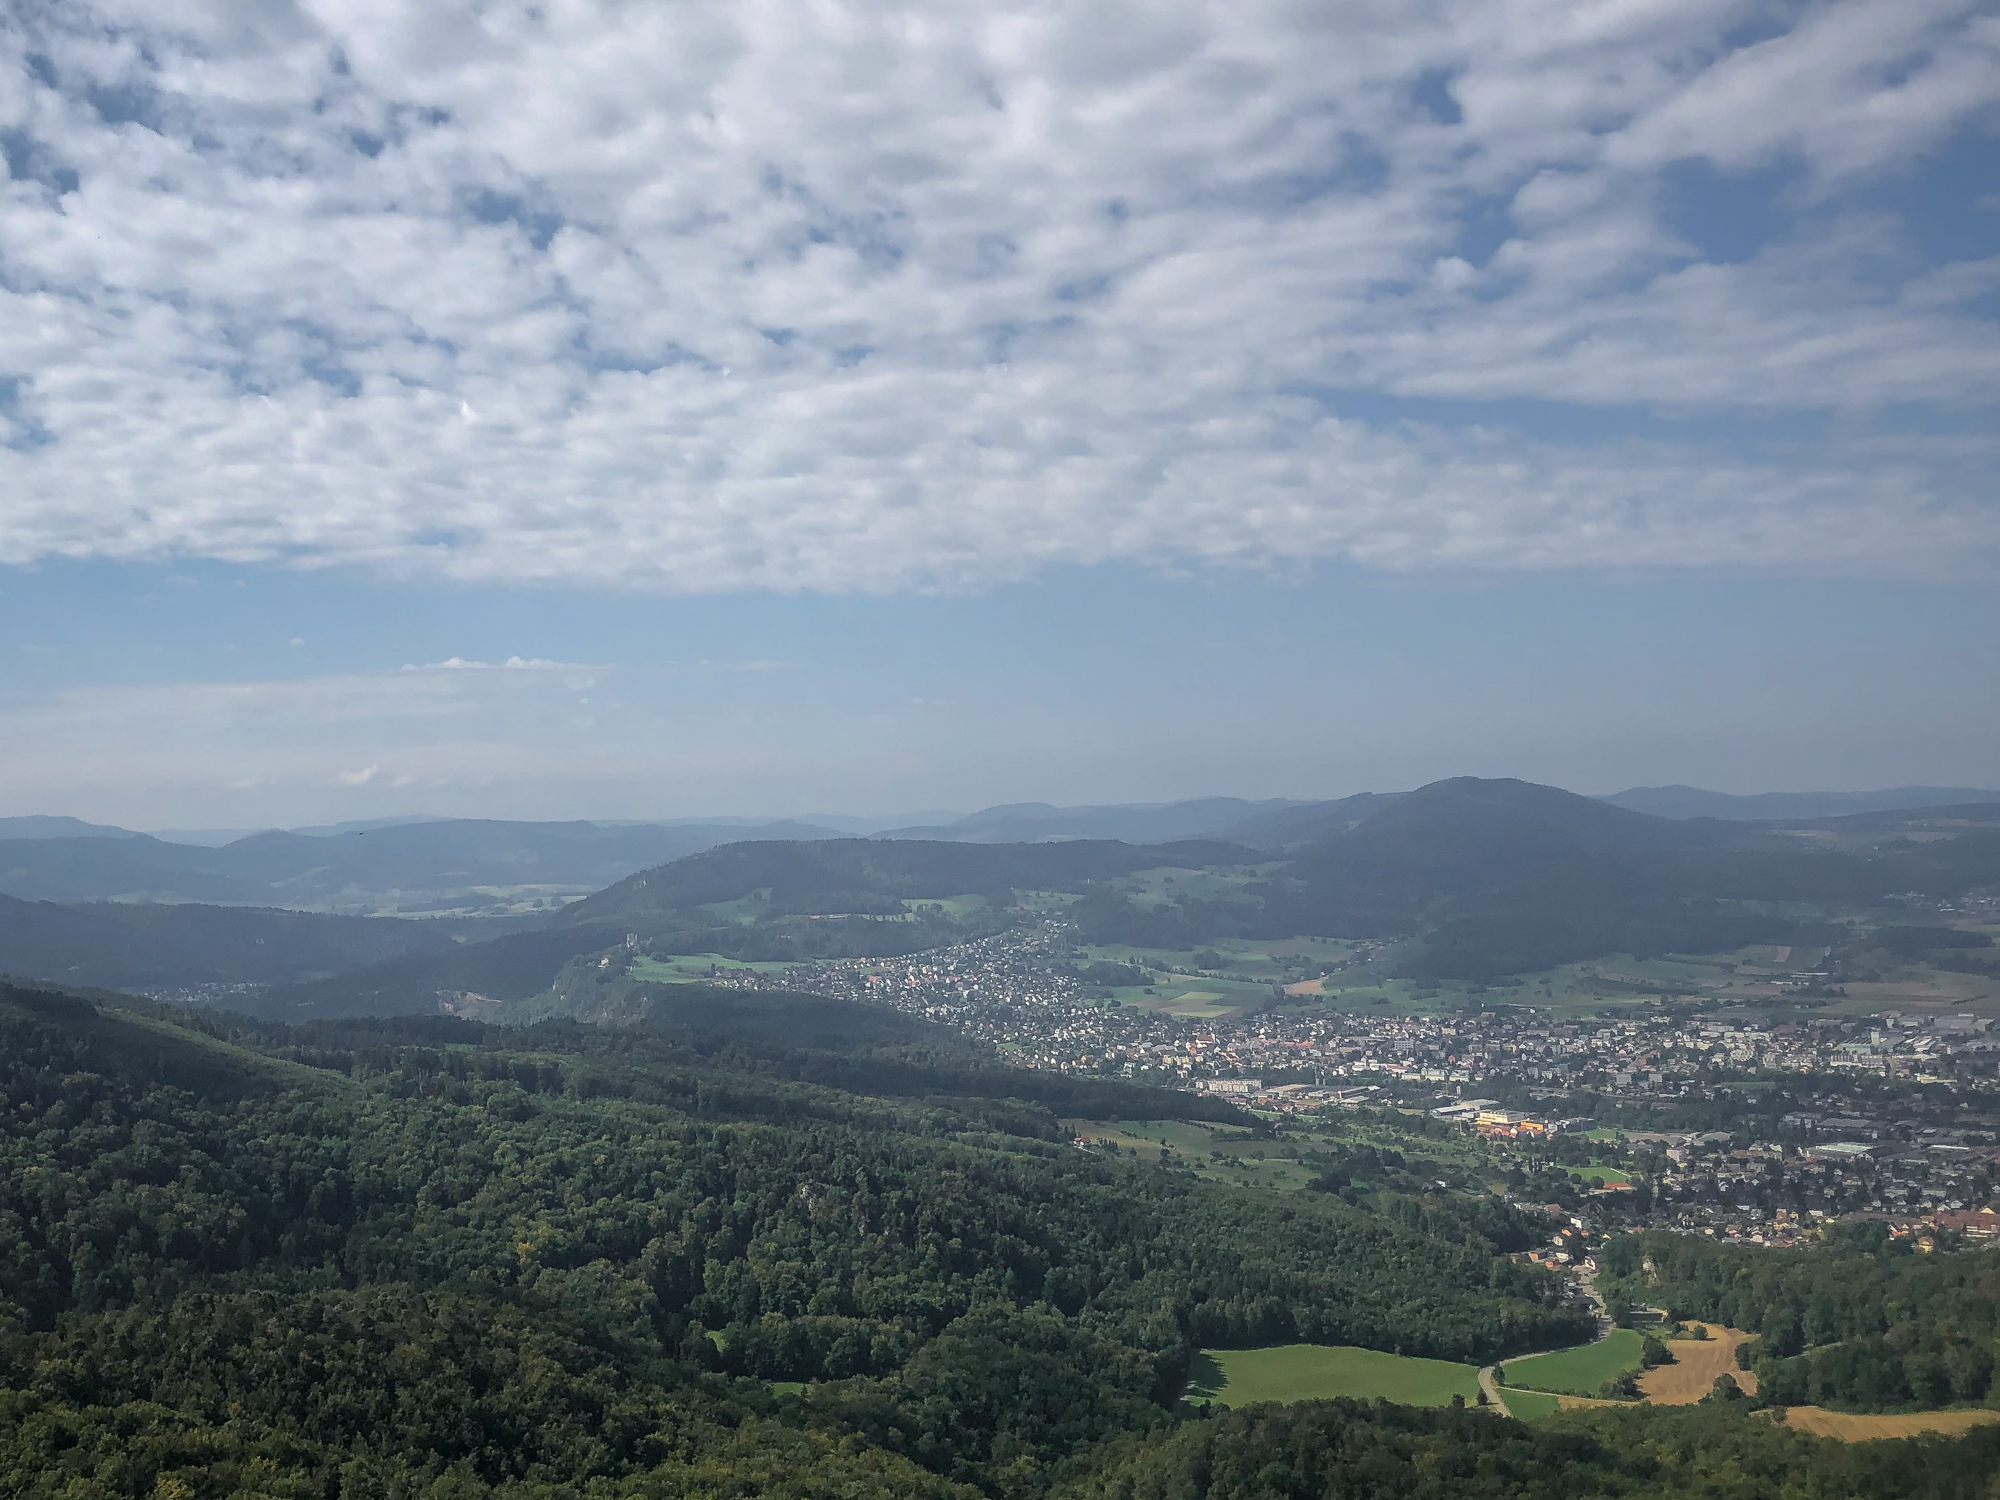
[2,0,1997,589]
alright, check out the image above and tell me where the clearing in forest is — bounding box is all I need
[1639,1324,1758,1404]
[1188,1345,1480,1407]
[1501,1329,1647,1397]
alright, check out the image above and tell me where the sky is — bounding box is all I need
[2,0,1997,828]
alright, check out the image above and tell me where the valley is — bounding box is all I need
[3,778,2000,1498]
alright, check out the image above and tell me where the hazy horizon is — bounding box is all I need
[13,777,2000,842]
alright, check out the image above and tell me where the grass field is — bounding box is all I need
[1187,1345,1480,1407]
[1495,1388,1563,1421]
[1571,1166,1633,1187]
[1065,1117,1493,1197]
[1502,1329,1646,1397]
[626,954,797,981]
[1065,1120,1320,1192]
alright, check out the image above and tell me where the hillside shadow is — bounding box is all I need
[1186,1351,1227,1402]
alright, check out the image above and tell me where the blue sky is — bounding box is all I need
[1,0,1997,827]
[5,559,1997,828]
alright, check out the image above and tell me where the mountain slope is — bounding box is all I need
[60,776,2000,1018]
[1068,778,1998,977]
[0,816,845,910]
[0,894,501,992]
[0,815,144,839]
[563,835,1255,927]
[1263,779,1852,974]
[878,797,1305,844]
[0,983,1596,1499]
[1214,791,1410,849]
[250,836,1266,1019]
[1603,785,2000,820]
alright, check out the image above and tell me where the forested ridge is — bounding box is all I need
[6,977,1999,1500]
[1068,1399,2000,1500]
[0,979,1581,1497]
[1599,1229,2000,1411]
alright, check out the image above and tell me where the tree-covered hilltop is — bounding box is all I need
[1598,1228,2000,1411]
[8,979,2000,1498]
[0,979,1585,1498]
[1067,1398,2000,1500]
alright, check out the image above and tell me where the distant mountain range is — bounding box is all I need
[874,784,2000,844]
[0,816,147,840]
[0,894,509,992]
[0,818,848,911]
[875,797,1312,845]
[74,776,1984,1022]
[6,785,1994,913]
[1599,785,2000,820]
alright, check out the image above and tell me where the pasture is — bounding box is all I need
[625,953,797,982]
[1065,1119,1320,1191]
[1501,1329,1646,1397]
[1188,1345,1480,1408]
[1494,1388,1563,1421]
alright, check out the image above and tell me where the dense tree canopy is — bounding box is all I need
[6,979,1999,1498]
[1069,1399,2000,1500]
[1599,1228,2000,1411]
[0,982,1584,1498]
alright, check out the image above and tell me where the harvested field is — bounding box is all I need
[1772,1407,2000,1441]
[1639,1323,1758,1404]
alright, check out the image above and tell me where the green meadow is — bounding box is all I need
[1495,1388,1564,1421]
[1501,1329,1646,1397]
[1571,1165,1634,1187]
[1187,1345,1481,1407]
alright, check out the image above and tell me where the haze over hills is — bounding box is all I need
[9,776,1980,1023]
[0,893,508,993]
[1601,785,2000,820]
[5,784,1993,914]
[876,797,1310,845]
[880,784,2000,847]
[0,816,849,911]
[5,777,1998,1017]
[0,815,146,840]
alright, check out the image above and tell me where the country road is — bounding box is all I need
[1483,1262,1614,1417]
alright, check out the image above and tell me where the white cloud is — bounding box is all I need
[0,0,1994,590]
[409,655,594,672]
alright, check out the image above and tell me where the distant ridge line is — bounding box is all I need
[1601,785,2000,821]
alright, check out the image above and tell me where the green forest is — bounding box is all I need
[5,977,2000,1500]
[1599,1228,2000,1411]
